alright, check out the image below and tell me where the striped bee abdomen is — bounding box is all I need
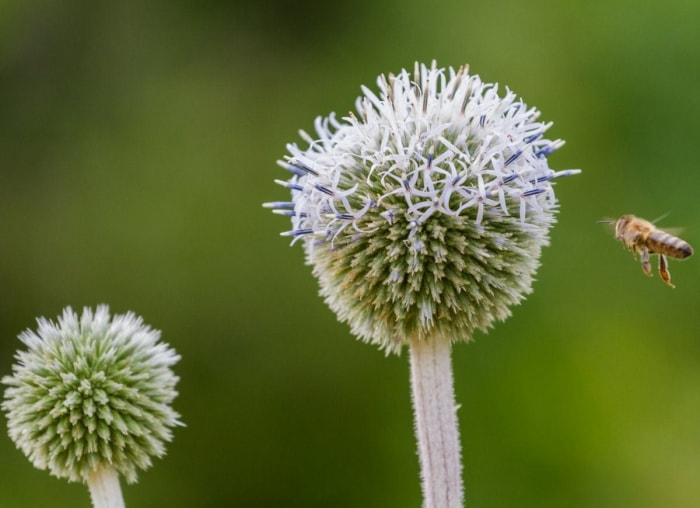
[648,230,694,259]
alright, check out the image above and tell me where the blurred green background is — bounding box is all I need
[1,0,699,506]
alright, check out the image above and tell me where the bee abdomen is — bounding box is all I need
[648,231,694,259]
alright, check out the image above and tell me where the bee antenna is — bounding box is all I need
[596,220,615,224]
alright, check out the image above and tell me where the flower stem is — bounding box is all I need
[409,336,464,508]
[87,465,125,508]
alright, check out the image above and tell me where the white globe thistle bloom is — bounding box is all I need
[266,62,579,354]
[267,62,579,507]
[2,305,181,496]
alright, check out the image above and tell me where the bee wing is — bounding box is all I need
[659,226,684,236]
[650,211,671,224]
[650,212,689,236]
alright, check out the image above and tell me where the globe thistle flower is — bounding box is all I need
[2,305,181,508]
[266,62,578,354]
[266,61,578,507]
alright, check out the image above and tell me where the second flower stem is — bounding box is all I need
[409,336,464,508]
[87,465,125,508]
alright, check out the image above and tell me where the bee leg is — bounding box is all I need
[640,246,652,277]
[658,253,675,288]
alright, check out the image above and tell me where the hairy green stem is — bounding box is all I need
[409,336,464,508]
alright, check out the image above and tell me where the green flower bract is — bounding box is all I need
[2,305,181,483]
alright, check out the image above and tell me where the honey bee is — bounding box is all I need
[600,214,694,288]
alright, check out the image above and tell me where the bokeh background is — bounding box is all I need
[1,1,699,507]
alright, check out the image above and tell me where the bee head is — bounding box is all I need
[613,215,635,239]
[597,215,634,240]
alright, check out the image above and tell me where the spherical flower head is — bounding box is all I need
[2,305,182,483]
[266,62,579,354]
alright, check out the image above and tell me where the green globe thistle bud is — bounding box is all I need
[266,62,579,353]
[2,305,181,485]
